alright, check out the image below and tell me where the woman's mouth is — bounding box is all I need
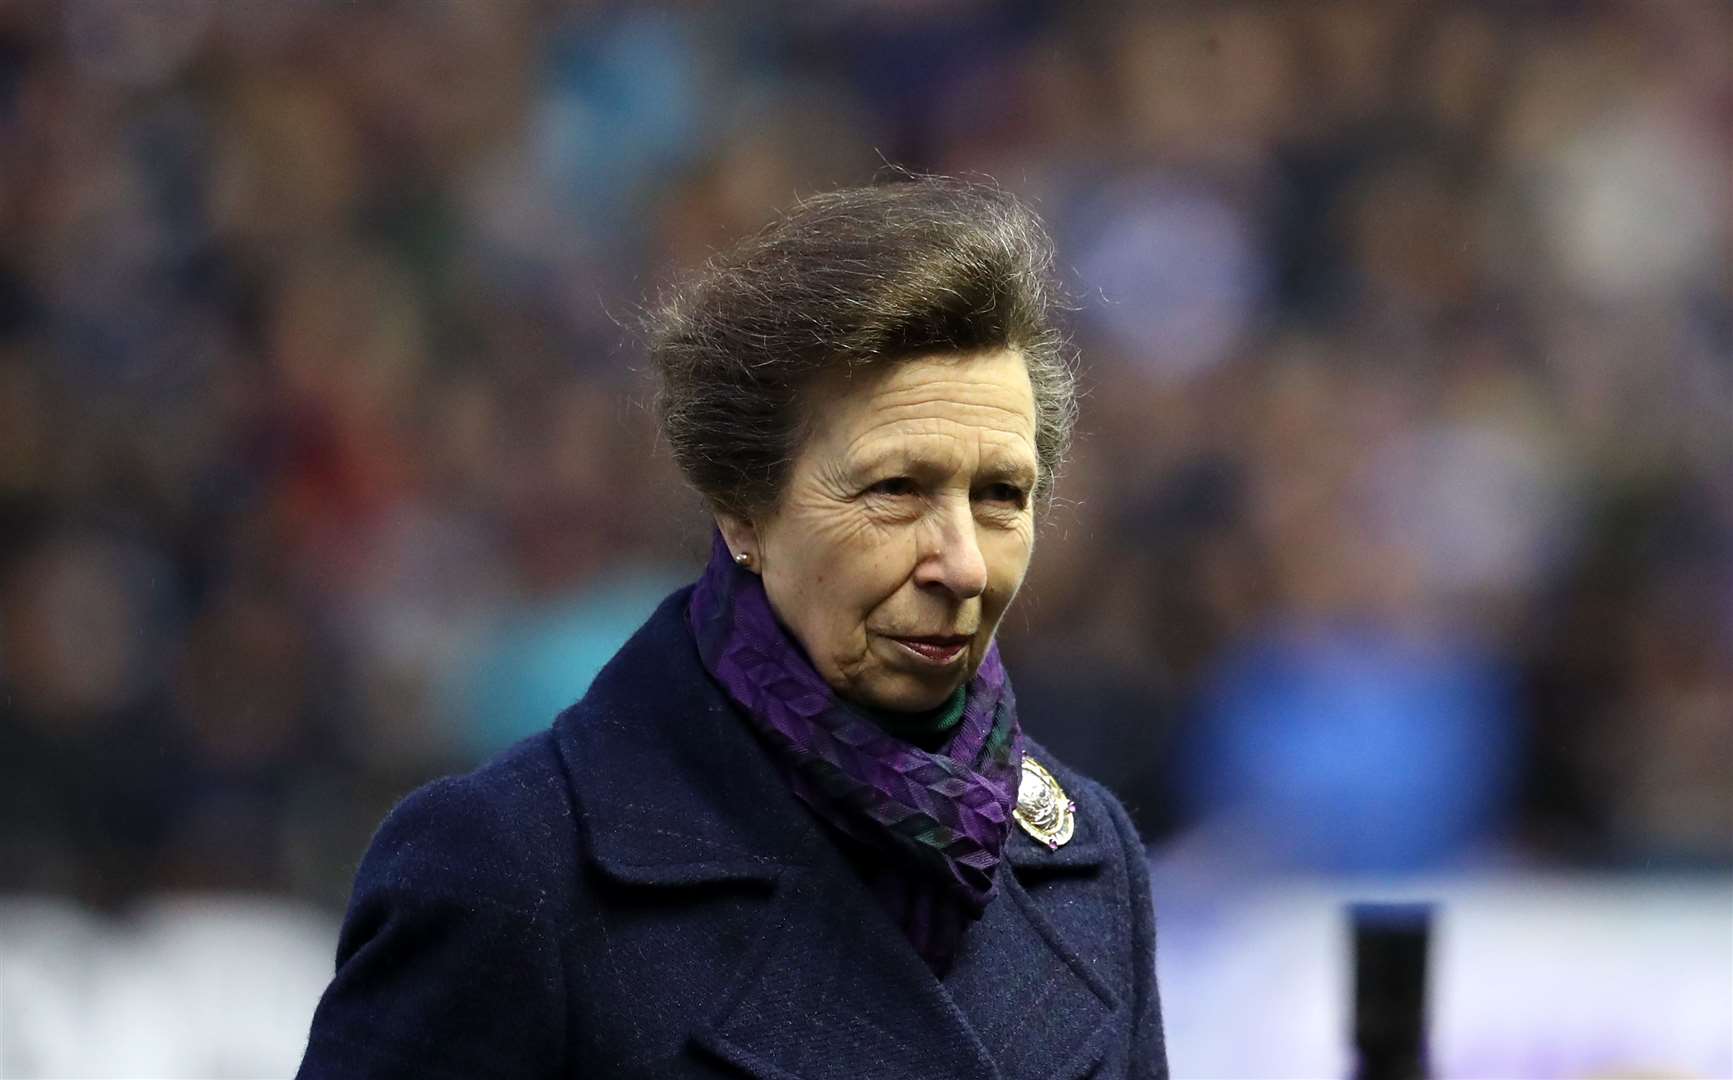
[887,635,970,666]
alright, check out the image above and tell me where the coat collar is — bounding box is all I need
[554,587,1120,1080]
[555,588,823,886]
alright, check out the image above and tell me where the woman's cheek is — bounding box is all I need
[989,525,1034,583]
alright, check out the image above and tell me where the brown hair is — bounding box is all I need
[649,175,1077,519]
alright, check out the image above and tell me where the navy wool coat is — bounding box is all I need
[298,588,1168,1079]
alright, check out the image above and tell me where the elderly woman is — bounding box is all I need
[298,178,1167,1079]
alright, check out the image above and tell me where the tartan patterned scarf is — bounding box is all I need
[687,531,1024,971]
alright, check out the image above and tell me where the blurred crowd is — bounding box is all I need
[0,0,1727,911]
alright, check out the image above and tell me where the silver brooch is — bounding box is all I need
[1013,756,1075,849]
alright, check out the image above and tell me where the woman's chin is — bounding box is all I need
[842,668,968,715]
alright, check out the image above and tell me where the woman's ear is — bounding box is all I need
[714,512,760,572]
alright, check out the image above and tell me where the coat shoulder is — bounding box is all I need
[356,730,578,918]
[299,734,577,1080]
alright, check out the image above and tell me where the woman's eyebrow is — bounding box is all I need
[848,448,1037,487]
[977,458,1038,487]
[847,447,953,478]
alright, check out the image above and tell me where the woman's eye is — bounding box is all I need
[866,477,917,498]
[977,483,1027,508]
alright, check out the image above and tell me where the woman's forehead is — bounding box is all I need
[807,350,1037,443]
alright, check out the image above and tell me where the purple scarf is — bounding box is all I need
[688,532,1024,971]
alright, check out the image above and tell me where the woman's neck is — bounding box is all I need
[860,686,968,752]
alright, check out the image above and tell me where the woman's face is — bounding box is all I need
[721,349,1040,713]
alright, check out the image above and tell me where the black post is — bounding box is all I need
[1350,901,1433,1080]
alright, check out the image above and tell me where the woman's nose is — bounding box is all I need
[914,504,989,599]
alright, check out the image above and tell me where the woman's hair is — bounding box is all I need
[648,175,1077,519]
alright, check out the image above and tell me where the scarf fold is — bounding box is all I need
[687,531,1023,969]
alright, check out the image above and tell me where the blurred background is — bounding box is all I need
[0,1,1727,1076]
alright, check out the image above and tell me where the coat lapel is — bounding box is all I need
[692,863,998,1080]
[941,815,1122,1080]
[557,588,1119,1080]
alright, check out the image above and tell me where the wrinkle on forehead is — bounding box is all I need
[841,408,1036,462]
[802,351,1039,472]
[854,380,1036,425]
